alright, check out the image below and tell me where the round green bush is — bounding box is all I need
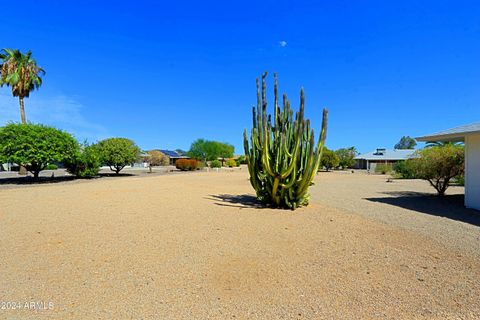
[65,143,101,178]
[45,164,58,170]
[226,159,238,167]
[210,160,221,168]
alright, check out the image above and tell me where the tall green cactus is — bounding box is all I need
[243,72,328,209]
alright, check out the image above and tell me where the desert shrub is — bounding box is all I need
[393,160,417,179]
[0,123,79,178]
[46,164,58,170]
[175,159,198,171]
[196,161,206,170]
[226,159,238,167]
[375,163,393,174]
[65,143,101,178]
[210,159,221,168]
[320,148,340,171]
[236,155,247,165]
[145,150,169,166]
[410,145,464,196]
[96,138,140,174]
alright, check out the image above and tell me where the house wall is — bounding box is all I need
[465,134,480,210]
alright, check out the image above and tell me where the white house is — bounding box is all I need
[417,122,480,211]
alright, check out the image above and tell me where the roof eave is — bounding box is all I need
[416,133,467,142]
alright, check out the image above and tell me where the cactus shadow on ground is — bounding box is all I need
[206,194,267,209]
[365,191,480,226]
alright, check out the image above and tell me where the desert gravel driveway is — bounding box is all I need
[0,169,479,319]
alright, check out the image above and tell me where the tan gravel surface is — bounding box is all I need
[1,169,479,319]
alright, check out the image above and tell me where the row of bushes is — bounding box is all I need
[0,123,140,178]
[175,158,242,171]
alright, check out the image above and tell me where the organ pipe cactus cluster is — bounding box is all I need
[243,72,328,209]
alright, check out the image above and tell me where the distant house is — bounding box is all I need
[417,122,480,211]
[354,148,415,171]
[158,150,189,165]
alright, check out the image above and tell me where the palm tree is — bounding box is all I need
[0,49,45,124]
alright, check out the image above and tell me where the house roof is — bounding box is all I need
[158,150,189,158]
[158,150,180,157]
[355,148,416,161]
[416,122,480,142]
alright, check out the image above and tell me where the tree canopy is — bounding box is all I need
[320,148,340,171]
[394,136,417,149]
[187,139,234,163]
[0,123,78,178]
[411,145,464,196]
[144,150,169,166]
[335,147,358,169]
[96,138,140,174]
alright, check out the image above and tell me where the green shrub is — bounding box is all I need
[210,160,221,168]
[196,161,206,170]
[411,145,464,196]
[175,159,198,171]
[236,155,247,165]
[0,123,79,178]
[46,164,58,170]
[226,159,238,167]
[96,138,140,174]
[393,160,417,179]
[454,175,465,186]
[375,163,393,174]
[65,143,101,178]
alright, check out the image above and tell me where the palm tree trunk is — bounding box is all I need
[18,96,28,175]
[19,96,26,124]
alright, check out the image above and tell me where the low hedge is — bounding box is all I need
[175,159,198,171]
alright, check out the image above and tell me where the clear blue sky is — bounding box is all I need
[1,1,479,154]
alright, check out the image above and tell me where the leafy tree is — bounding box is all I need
[218,142,234,166]
[96,138,140,174]
[394,136,417,149]
[187,139,209,162]
[411,145,464,196]
[187,139,234,163]
[0,49,45,124]
[0,123,79,178]
[65,142,101,178]
[320,148,340,171]
[335,147,358,169]
[144,150,169,166]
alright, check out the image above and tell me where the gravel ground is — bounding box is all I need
[0,169,479,319]
[312,171,480,259]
